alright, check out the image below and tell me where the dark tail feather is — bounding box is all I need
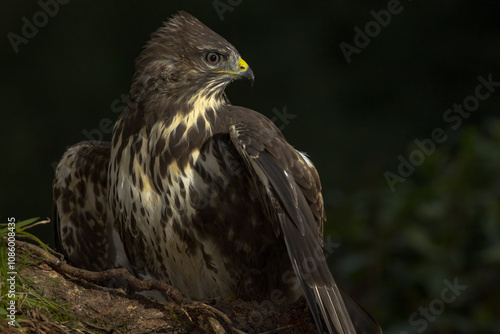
[254,150,381,333]
[340,287,383,334]
[280,205,381,334]
[314,285,356,333]
[282,219,358,334]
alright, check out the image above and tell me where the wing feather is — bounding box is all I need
[229,106,382,334]
[53,141,112,271]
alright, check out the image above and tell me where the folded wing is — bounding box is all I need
[228,106,381,334]
[53,141,112,271]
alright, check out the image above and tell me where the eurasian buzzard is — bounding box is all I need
[53,11,381,334]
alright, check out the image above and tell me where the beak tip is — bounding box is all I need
[239,67,255,86]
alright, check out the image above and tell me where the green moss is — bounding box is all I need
[0,218,75,329]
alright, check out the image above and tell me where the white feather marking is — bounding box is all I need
[298,150,314,167]
[250,159,269,188]
[107,225,131,270]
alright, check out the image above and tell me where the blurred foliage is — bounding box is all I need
[326,119,500,333]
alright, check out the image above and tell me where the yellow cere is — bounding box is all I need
[217,58,249,75]
[238,58,249,72]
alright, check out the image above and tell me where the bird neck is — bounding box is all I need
[153,91,228,169]
[114,87,229,173]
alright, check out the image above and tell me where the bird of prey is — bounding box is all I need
[53,11,381,334]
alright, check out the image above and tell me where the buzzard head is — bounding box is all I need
[131,11,254,106]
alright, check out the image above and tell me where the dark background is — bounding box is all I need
[1,1,499,333]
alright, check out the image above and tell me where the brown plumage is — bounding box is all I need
[53,11,381,334]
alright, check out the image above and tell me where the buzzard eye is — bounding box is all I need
[205,52,221,65]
